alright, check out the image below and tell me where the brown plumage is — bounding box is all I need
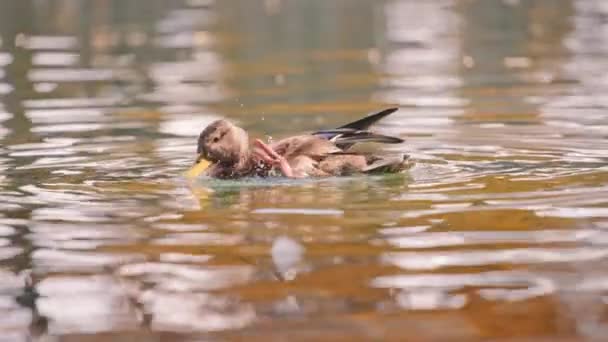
[194,108,409,179]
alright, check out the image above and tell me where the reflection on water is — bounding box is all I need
[1,0,608,340]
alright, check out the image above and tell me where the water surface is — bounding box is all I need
[1,0,608,340]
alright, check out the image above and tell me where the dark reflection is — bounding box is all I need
[0,1,35,150]
[14,272,49,341]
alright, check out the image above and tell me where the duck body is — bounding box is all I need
[193,108,409,179]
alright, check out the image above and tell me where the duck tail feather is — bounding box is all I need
[312,107,399,140]
[339,107,399,130]
[362,155,411,173]
[332,132,404,145]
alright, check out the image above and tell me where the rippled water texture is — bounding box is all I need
[1,0,608,340]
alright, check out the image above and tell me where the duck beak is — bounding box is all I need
[185,154,211,179]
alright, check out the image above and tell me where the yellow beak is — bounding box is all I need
[184,155,211,179]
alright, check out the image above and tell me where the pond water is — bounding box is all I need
[1,0,608,340]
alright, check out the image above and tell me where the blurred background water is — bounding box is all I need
[1,0,608,340]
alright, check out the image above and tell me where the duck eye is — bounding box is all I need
[213,137,220,143]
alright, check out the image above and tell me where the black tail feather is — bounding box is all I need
[312,107,399,140]
[312,107,402,149]
[331,131,403,145]
[339,107,399,131]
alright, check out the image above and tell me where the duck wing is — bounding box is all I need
[267,135,340,177]
[271,135,341,159]
[267,108,405,176]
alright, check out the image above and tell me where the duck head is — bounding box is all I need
[196,119,249,165]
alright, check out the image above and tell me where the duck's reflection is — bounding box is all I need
[187,173,411,211]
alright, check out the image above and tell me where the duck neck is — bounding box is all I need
[226,145,256,175]
[236,152,253,170]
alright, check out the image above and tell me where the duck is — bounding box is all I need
[187,107,409,179]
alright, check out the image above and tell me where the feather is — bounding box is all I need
[312,107,402,149]
[312,107,398,137]
[331,131,404,145]
[338,107,399,130]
